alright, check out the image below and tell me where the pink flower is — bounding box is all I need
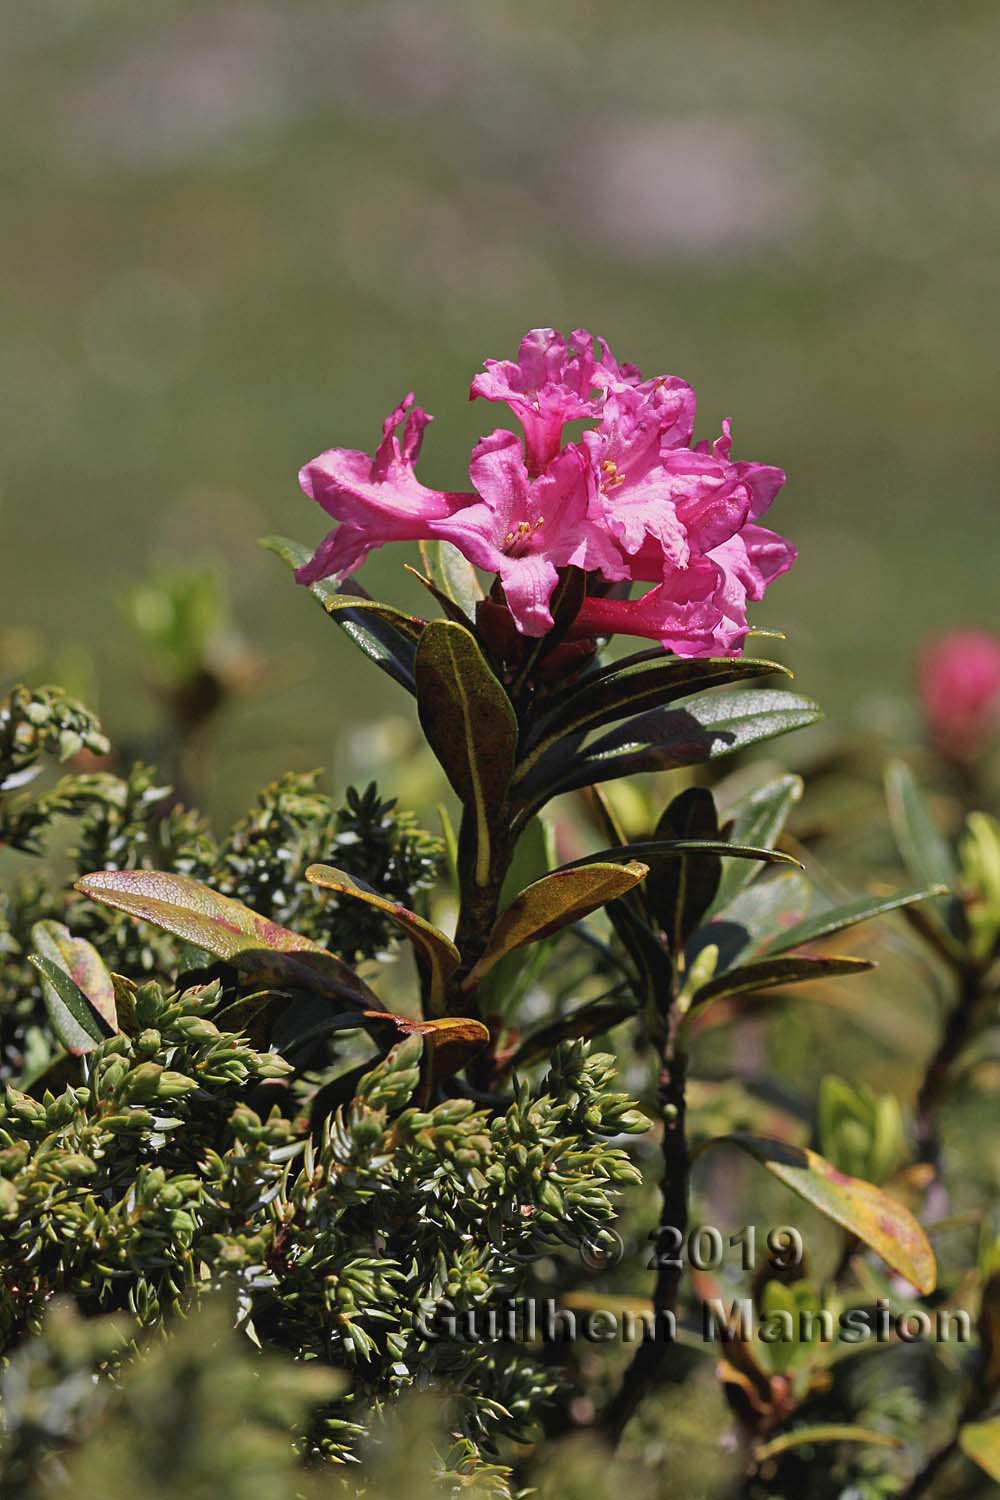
[919,631,1000,758]
[571,524,796,658]
[295,395,474,585]
[431,430,628,635]
[295,328,796,658]
[470,327,635,475]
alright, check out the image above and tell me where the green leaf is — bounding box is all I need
[477,815,557,1017]
[465,860,649,988]
[418,540,483,621]
[75,869,381,1009]
[30,920,117,1054]
[755,1425,902,1463]
[885,760,960,941]
[762,885,946,957]
[261,535,423,692]
[713,773,803,909]
[305,863,459,1014]
[646,787,721,952]
[709,869,814,962]
[561,839,801,877]
[960,1419,1000,1481]
[687,955,875,1022]
[705,1135,936,1294]
[415,621,518,887]
[519,688,822,807]
[524,655,792,758]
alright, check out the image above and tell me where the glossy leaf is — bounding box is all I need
[75,869,382,1009]
[525,655,792,755]
[415,621,518,886]
[687,955,875,1020]
[960,1420,1000,1482]
[704,869,815,966]
[519,688,822,807]
[30,920,118,1054]
[561,839,801,877]
[762,885,945,957]
[465,860,649,988]
[646,787,721,952]
[305,863,459,1012]
[261,535,423,692]
[708,1135,936,1294]
[713,773,803,909]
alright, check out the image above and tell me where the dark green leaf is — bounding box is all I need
[261,535,423,692]
[687,955,875,1021]
[524,655,791,755]
[713,773,803,909]
[415,621,518,886]
[646,787,721,952]
[518,688,822,807]
[762,885,946,957]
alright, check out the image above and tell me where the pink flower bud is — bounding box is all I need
[918,630,1000,759]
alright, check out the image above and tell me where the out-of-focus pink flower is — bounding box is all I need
[295,328,796,657]
[919,630,1000,758]
[295,395,474,585]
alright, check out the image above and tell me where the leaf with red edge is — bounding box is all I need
[465,860,649,988]
[704,1134,936,1294]
[75,869,381,1009]
[306,863,459,1014]
[30,920,117,1054]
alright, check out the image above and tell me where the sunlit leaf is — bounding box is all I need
[706,1135,936,1293]
[261,535,423,692]
[960,1419,1000,1481]
[415,621,517,887]
[75,869,381,1009]
[305,863,459,1013]
[29,920,118,1054]
[465,860,649,987]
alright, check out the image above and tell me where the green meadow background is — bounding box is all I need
[4,0,999,818]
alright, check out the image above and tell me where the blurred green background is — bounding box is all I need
[4,0,999,820]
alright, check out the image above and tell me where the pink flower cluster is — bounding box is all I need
[296,329,796,657]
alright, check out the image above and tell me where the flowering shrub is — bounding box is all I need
[3,336,1000,1500]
